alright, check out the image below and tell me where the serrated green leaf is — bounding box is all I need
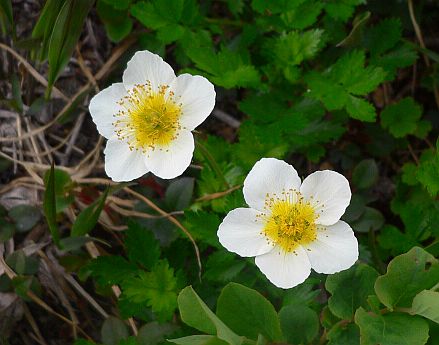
[280,1,323,30]
[416,149,439,197]
[346,96,376,122]
[86,256,138,286]
[216,282,282,342]
[325,0,364,22]
[125,221,160,270]
[122,260,178,321]
[374,247,439,310]
[354,308,429,345]
[326,264,379,319]
[274,29,323,66]
[381,98,422,138]
[366,18,402,56]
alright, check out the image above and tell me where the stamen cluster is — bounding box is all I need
[113,82,182,152]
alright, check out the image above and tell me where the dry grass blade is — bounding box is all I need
[0,254,93,340]
[0,42,68,101]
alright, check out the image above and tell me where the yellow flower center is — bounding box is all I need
[260,190,318,252]
[113,82,182,151]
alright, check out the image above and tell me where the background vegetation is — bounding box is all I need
[0,0,439,344]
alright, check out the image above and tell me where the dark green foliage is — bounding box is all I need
[6,0,439,343]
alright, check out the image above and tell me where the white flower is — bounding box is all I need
[89,50,216,181]
[217,158,358,289]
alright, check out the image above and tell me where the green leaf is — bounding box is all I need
[204,251,246,283]
[43,162,61,246]
[274,29,323,66]
[381,98,422,138]
[6,250,40,275]
[378,225,418,256]
[118,338,138,345]
[101,316,129,345]
[279,304,319,344]
[47,0,94,95]
[0,0,14,34]
[32,0,66,60]
[125,221,160,270]
[326,264,379,320]
[168,335,228,345]
[411,290,439,324]
[136,322,177,345]
[366,18,402,56]
[216,282,283,342]
[43,168,74,212]
[71,188,109,237]
[331,50,386,96]
[187,48,260,89]
[0,220,15,243]
[8,205,41,232]
[337,12,370,48]
[183,211,221,248]
[327,323,360,345]
[350,207,385,233]
[97,0,132,42]
[324,0,364,22]
[352,159,379,189]
[177,286,243,345]
[374,247,439,310]
[416,149,439,197]
[305,72,348,110]
[86,256,138,286]
[354,308,429,345]
[165,177,195,211]
[345,96,376,122]
[280,1,323,30]
[101,0,131,10]
[122,260,178,321]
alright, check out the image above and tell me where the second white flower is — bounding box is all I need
[217,158,359,289]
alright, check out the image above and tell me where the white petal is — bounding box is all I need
[300,170,351,226]
[170,74,216,131]
[217,208,273,257]
[104,139,148,182]
[255,246,311,289]
[243,158,302,211]
[89,83,126,139]
[122,50,176,90]
[145,130,194,179]
[303,221,358,274]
